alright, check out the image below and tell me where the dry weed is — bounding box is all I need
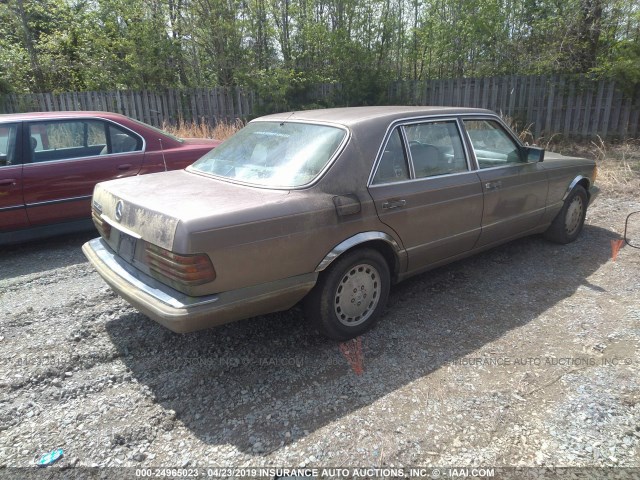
[548,138,640,195]
[501,114,535,144]
[162,118,245,141]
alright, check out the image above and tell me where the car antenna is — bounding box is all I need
[158,138,168,172]
[280,111,295,126]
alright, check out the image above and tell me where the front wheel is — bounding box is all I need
[304,248,390,341]
[544,185,588,244]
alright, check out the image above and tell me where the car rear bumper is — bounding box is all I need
[82,237,317,333]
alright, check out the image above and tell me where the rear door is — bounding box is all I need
[22,118,144,226]
[462,118,548,247]
[367,118,483,274]
[0,122,28,232]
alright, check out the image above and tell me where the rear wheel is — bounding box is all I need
[304,248,390,341]
[544,185,588,244]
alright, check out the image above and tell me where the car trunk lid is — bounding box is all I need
[92,169,290,252]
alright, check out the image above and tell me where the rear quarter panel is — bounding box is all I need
[140,140,218,174]
[181,189,395,295]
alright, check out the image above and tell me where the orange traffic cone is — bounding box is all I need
[611,239,624,261]
[339,336,364,375]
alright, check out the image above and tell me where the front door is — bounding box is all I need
[462,118,548,247]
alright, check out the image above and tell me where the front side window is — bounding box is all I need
[190,121,346,188]
[0,123,18,167]
[464,119,522,168]
[372,128,409,185]
[405,121,468,178]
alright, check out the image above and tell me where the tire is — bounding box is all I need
[304,248,390,341]
[544,185,588,244]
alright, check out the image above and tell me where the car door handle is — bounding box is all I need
[0,179,16,187]
[382,199,406,210]
[485,180,503,190]
[117,164,132,171]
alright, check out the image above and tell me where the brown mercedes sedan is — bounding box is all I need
[83,107,599,340]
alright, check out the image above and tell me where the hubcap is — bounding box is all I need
[334,263,380,327]
[565,196,584,236]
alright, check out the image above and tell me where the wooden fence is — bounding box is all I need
[0,87,256,128]
[1,75,638,138]
[389,75,640,139]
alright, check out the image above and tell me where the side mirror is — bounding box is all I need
[624,211,640,248]
[523,146,544,163]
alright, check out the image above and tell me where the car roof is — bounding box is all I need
[256,106,495,127]
[0,111,130,122]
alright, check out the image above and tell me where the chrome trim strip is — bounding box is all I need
[25,194,92,208]
[101,214,142,239]
[0,204,25,212]
[368,168,479,188]
[315,231,402,272]
[468,163,532,173]
[563,175,590,200]
[23,150,144,167]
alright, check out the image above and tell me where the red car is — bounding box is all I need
[0,111,220,245]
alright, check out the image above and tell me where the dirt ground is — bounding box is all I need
[1,157,639,479]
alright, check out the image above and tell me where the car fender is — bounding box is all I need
[315,231,404,272]
[562,175,590,201]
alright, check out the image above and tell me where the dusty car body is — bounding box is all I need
[0,111,220,245]
[83,107,599,340]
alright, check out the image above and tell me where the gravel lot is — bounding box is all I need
[1,187,639,478]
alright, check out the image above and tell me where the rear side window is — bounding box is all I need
[28,120,108,162]
[27,120,142,163]
[404,121,468,178]
[0,123,19,167]
[372,128,409,184]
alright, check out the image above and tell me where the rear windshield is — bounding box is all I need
[189,121,347,188]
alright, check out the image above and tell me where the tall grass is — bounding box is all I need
[162,118,245,142]
[502,115,639,194]
[558,138,640,194]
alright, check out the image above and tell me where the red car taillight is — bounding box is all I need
[144,242,216,286]
[92,210,111,239]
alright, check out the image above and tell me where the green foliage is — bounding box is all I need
[0,0,638,104]
[596,41,640,91]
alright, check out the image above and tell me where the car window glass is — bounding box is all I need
[191,121,345,188]
[108,124,142,154]
[372,128,409,184]
[28,120,108,162]
[404,121,467,178]
[0,123,18,167]
[464,119,522,168]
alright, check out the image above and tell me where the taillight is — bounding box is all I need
[144,242,216,286]
[92,210,111,239]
